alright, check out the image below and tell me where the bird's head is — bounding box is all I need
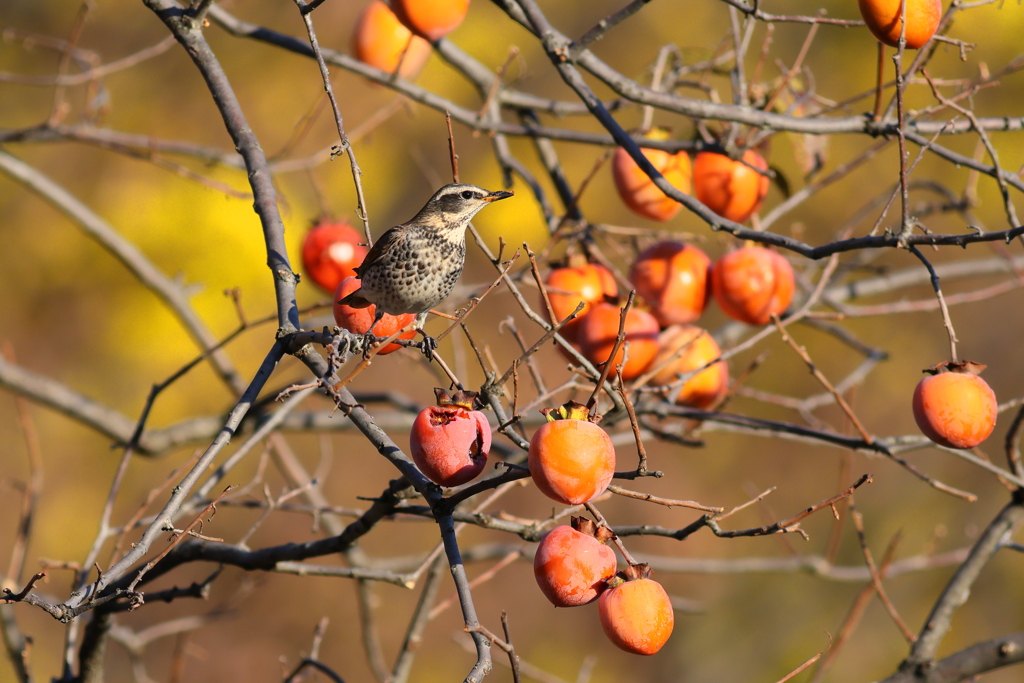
[412,183,514,229]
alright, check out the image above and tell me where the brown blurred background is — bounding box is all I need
[2,0,1023,682]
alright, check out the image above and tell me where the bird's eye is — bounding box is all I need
[461,190,474,200]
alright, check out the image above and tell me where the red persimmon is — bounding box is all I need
[410,388,491,487]
[534,516,617,607]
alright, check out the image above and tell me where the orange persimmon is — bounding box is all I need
[529,402,616,505]
[599,565,674,655]
[612,131,691,222]
[629,241,711,326]
[859,0,942,49]
[711,247,794,325]
[578,303,660,380]
[650,325,728,410]
[353,1,432,79]
[913,361,997,449]
[392,0,469,42]
[693,150,770,223]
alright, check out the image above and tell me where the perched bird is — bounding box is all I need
[338,183,513,358]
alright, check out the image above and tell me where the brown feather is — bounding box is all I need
[354,225,404,277]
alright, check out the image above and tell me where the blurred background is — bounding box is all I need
[1,0,1023,682]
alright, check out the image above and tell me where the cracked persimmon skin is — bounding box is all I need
[392,0,469,42]
[711,247,794,325]
[529,420,615,505]
[599,577,674,655]
[410,404,491,487]
[333,277,417,355]
[534,525,616,607]
[858,0,941,49]
[913,372,997,449]
[302,222,368,294]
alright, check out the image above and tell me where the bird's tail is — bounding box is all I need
[337,288,373,309]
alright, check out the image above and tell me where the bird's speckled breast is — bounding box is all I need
[359,227,467,315]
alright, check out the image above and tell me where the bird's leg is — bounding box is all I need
[362,308,385,358]
[413,311,437,362]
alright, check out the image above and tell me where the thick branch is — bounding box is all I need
[903,492,1024,666]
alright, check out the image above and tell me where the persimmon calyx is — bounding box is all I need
[637,126,673,143]
[540,400,592,422]
[604,563,653,590]
[433,387,482,410]
[565,252,590,269]
[922,360,987,376]
[571,516,617,544]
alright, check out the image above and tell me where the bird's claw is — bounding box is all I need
[361,331,381,358]
[420,335,438,362]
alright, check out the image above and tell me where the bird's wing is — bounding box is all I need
[354,225,404,278]
[337,288,371,309]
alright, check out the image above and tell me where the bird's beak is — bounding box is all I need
[483,190,515,202]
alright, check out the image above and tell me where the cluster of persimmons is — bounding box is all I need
[293,0,1000,658]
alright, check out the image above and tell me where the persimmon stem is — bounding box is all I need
[584,501,637,566]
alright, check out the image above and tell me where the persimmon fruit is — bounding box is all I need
[529,402,616,505]
[599,564,674,655]
[392,0,469,42]
[301,221,368,294]
[333,277,417,355]
[353,0,432,79]
[693,150,770,223]
[544,263,618,345]
[534,516,617,607]
[629,241,711,326]
[711,247,794,325]
[650,325,728,410]
[410,388,491,487]
[858,0,942,49]
[612,134,692,222]
[579,303,660,380]
[913,361,997,449]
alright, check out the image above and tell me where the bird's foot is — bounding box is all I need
[361,331,381,358]
[419,335,438,362]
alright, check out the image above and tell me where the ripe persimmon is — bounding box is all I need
[410,388,491,486]
[392,0,469,42]
[612,131,691,222]
[711,247,794,325]
[534,517,617,607]
[579,303,660,380]
[301,221,368,294]
[913,361,997,449]
[859,0,942,49]
[529,401,616,505]
[599,564,674,655]
[629,241,711,326]
[353,0,432,80]
[544,262,618,345]
[333,277,417,355]
[693,150,770,223]
[650,325,728,410]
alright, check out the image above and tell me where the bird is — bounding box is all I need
[338,182,514,359]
